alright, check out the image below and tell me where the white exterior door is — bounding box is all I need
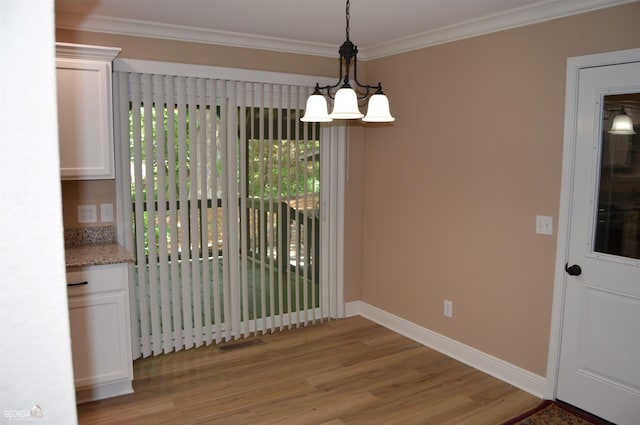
[556,55,640,425]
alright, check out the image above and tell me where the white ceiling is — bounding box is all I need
[55,0,635,59]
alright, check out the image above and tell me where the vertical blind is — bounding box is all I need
[114,66,344,358]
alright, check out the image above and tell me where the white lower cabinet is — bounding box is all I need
[67,263,133,403]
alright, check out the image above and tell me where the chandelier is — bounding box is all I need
[301,0,395,123]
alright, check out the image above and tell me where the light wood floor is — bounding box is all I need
[77,316,541,425]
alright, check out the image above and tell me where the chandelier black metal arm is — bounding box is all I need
[311,0,386,102]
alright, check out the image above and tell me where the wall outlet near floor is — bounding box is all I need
[444,300,453,318]
[77,204,97,223]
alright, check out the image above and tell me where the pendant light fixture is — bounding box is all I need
[301,0,394,123]
[608,107,636,135]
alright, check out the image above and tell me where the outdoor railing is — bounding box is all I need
[133,197,319,282]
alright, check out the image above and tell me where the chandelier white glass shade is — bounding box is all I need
[300,0,394,123]
[299,90,333,122]
[363,90,395,122]
[330,85,364,119]
[608,108,636,135]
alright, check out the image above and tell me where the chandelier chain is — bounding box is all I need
[345,0,350,40]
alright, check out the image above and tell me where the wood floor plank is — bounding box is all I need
[77,316,540,424]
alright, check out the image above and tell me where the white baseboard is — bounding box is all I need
[75,380,134,404]
[345,300,546,398]
[345,300,361,318]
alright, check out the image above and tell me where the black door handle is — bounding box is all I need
[565,263,582,276]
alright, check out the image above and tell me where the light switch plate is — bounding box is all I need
[444,300,453,318]
[100,203,114,222]
[78,204,97,223]
[536,215,553,235]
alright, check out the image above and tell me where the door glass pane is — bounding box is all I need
[594,94,640,259]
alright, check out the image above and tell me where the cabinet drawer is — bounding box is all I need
[67,264,126,296]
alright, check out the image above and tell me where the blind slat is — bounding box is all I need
[267,84,276,331]
[198,78,212,347]
[131,74,151,358]
[276,85,285,332]
[188,77,203,349]
[166,77,182,350]
[302,105,310,325]
[258,87,267,333]
[227,81,241,339]
[249,88,258,334]
[219,80,231,342]
[209,79,222,344]
[152,74,171,354]
[177,76,193,350]
[143,74,162,355]
[239,82,249,336]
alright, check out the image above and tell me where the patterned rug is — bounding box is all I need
[502,401,611,425]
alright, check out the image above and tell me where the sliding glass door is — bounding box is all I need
[114,67,343,359]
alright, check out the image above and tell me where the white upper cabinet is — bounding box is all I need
[56,43,121,180]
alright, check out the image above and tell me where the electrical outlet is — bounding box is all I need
[77,205,97,223]
[100,203,114,222]
[444,300,453,318]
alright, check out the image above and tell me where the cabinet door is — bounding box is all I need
[68,292,130,388]
[56,58,114,179]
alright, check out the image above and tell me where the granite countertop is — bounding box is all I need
[65,242,135,268]
[64,226,135,268]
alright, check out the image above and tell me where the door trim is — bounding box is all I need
[546,48,640,399]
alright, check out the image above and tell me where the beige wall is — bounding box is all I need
[361,2,640,376]
[343,125,367,302]
[61,180,117,228]
[57,1,640,377]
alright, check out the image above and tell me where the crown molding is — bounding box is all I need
[56,0,636,61]
[365,0,638,59]
[56,42,121,60]
[56,12,337,58]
